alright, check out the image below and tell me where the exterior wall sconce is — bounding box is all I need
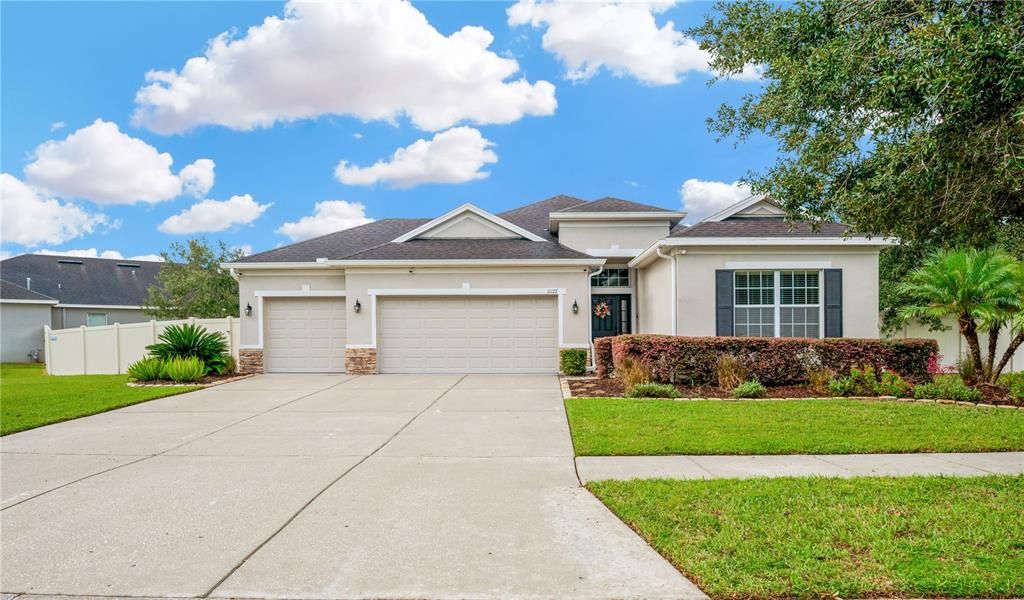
[244,303,252,317]
[354,299,362,313]
[572,300,579,314]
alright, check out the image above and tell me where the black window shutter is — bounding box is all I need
[824,268,843,337]
[715,270,734,336]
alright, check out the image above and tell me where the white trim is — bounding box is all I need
[664,237,896,247]
[726,260,833,269]
[392,203,546,243]
[54,303,145,309]
[254,290,346,297]
[702,195,768,222]
[0,298,58,305]
[239,344,263,350]
[368,287,564,297]
[226,258,603,269]
[548,211,686,232]
[558,293,564,347]
[345,344,376,349]
[222,261,335,269]
[585,248,645,257]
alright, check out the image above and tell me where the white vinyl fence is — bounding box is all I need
[891,316,1022,373]
[44,317,240,376]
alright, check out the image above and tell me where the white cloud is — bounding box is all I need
[335,127,497,188]
[133,1,557,134]
[50,121,65,132]
[24,119,215,205]
[33,248,166,261]
[678,178,751,223]
[0,173,108,247]
[158,194,271,234]
[625,180,641,188]
[508,0,763,85]
[178,158,216,198]
[277,200,374,242]
[353,133,364,140]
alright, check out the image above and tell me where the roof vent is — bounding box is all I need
[57,259,83,265]
[116,263,141,268]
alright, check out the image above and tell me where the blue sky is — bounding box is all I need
[1,1,776,261]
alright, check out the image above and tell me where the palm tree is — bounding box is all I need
[898,248,1023,383]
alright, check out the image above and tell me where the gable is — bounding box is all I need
[729,198,786,219]
[417,212,521,239]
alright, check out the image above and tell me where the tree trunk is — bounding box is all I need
[985,323,1001,383]
[958,314,984,384]
[992,330,1024,382]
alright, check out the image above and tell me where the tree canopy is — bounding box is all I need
[145,239,243,319]
[693,0,1024,246]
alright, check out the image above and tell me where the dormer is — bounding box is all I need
[548,197,685,259]
[392,204,546,242]
[702,195,786,221]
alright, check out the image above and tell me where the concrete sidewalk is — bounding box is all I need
[576,452,1024,482]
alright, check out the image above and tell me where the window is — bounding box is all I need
[734,270,821,338]
[86,313,108,327]
[592,268,630,288]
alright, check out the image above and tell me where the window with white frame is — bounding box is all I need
[592,268,630,288]
[734,270,821,338]
[86,313,108,327]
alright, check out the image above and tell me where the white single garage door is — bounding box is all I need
[378,296,558,373]
[264,297,346,373]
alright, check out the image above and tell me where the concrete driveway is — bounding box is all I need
[1,374,704,599]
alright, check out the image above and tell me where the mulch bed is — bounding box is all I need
[567,376,1022,406]
[127,373,253,388]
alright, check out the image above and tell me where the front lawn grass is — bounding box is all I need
[0,363,198,435]
[566,398,1024,455]
[590,475,1024,599]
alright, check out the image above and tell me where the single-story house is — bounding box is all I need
[0,254,161,362]
[225,195,893,375]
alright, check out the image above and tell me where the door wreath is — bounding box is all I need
[593,300,611,319]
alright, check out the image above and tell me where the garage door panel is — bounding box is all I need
[378,296,557,374]
[264,297,346,373]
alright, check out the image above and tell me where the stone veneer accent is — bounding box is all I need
[238,349,264,374]
[345,347,378,374]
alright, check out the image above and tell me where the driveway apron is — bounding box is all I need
[1,374,703,599]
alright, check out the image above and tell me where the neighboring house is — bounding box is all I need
[225,195,893,375]
[0,279,58,362]
[0,254,162,362]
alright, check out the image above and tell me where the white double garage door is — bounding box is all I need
[264,296,558,373]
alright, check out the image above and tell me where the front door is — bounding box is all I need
[592,294,631,339]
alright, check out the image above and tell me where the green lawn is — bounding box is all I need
[566,398,1024,455]
[590,476,1024,599]
[0,363,198,435]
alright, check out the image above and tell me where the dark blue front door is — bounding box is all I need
[592,294,631,339]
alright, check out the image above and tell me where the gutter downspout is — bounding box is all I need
[586,266,604,370]
[656,246,677,335]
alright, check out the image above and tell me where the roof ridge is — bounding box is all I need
[242,217,428,261]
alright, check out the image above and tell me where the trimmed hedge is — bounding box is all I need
[594,337,615,378]
[608,335,937,386]
[559,348,588,376]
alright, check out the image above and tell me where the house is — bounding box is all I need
[0,254,162,362]
[225,195,893,375]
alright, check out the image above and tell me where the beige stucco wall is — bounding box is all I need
[557,221,670,255]
[236,269,347,346]
[636,256,673,334]
[674,248,881,338]
[344,266,593,347]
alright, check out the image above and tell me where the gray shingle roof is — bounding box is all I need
[342,239,593,261]
[0,279,57,302]
[498,194,587,240]
[559,197,677,214]
[670,219,853,238]
[0,254,162,306]
[237,218,429,263]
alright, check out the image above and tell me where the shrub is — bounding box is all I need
[618,358,651,390]
[163,356,206,383]
[914,377,983,402]
[956,354,979,384]
[609,335,936,386]
[827,365,877,397]
[127,357,165,381]
[807,368,835,396]
[147,323,229,375]
[627,382,680,398]
[560,348,588,376]
[875,371,912,397]
[732,380,767,398]
[716,354,749,391]
[594,337,614,378]
[997,372,1024,401]
[216,355,237,376]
